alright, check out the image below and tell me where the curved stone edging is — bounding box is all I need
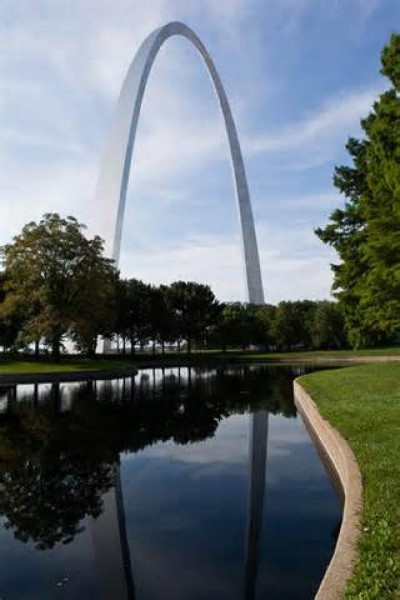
[293,380,363,600]
[0,367,138,385]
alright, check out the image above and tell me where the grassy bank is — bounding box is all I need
[298,364,400,599]
[0,358,136,374]
[208,347,400,362]
[0,347,400,375]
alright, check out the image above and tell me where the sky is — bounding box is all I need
[1,0,399,303]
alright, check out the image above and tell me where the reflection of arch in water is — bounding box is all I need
[244,411,268,599]
[95,21,264,304]
[90,368,268,599]
[90,465,135,600]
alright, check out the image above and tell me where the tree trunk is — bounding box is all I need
[52,338,61,361]
[187,338,192,354]
[34,339,40,358]
[88,338,97,359]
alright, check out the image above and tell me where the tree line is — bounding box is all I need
[106,284,348,355]
[0,213,347,357]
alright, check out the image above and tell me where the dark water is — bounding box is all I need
[0,366,341,600]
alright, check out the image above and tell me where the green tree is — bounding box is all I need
[0,214,116,357]
[149,285,176,353]
[316,33,400,347]
[213,303,270,350]
[271,301,317,351]
[167,281,220,353]
[115,278,153,354]
[71,268,117,357]
[0,272,24,353]
[311,301,347,349]
[253,303,277,350]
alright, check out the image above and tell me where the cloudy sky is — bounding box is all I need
[1,0,399,303]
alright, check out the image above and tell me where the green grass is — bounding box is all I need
[159,347,400,361]
[0,346,399,375]
[228,346,400,360]
[0,358,136,374]
[299,364,400,599]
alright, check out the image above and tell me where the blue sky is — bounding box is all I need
[1,0,399,302]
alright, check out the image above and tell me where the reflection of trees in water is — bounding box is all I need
[0,455,115,549]
[0,366,297,550]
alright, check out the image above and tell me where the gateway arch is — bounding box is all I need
[95,22,268,598]
[95,20,264,304]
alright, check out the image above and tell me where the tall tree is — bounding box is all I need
[214,303,270,350]
[311,301,347,350]
[316,33,400,347]
[115,278,153,354]
[167,281,220,353]
[271,301,317,351]
[149,285,176,353]
[0,214,116,357]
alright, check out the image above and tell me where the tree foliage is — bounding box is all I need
[0,215,351,355]
[310,301,347,350]
[0,272,23,352]
[271,301,316,351]
[0,214,116,357]
[115,278,154,354]
[210,300,347,351]
[213,303,271,350]
[316,33,400,347]
[166,281,220,352]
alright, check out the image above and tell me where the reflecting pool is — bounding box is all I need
[0,365,341,599]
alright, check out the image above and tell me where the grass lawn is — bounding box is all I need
[298,364,400,599]
[0,358,136,374]
[228,346,400,360]
[163,347,400,361]
[0,347,399,375]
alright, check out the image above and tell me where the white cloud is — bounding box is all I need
[0,159,97,243]
[118,219,336,303]
[247,85,384,156]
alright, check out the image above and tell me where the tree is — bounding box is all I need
[271,301,317,351]
[71,268,117,357]
[167,281,220,353]
[148,285,176,353]
[311,301,347,349]
[213,303,270,350]
[316,34,400,347]
[115,278,153,354]
[0,214,116,357]
[253,303,277,349]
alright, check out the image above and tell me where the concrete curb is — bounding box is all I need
[0,368,138,385]
[293,380,363,600]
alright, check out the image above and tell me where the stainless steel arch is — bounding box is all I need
[95,21,264,304]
